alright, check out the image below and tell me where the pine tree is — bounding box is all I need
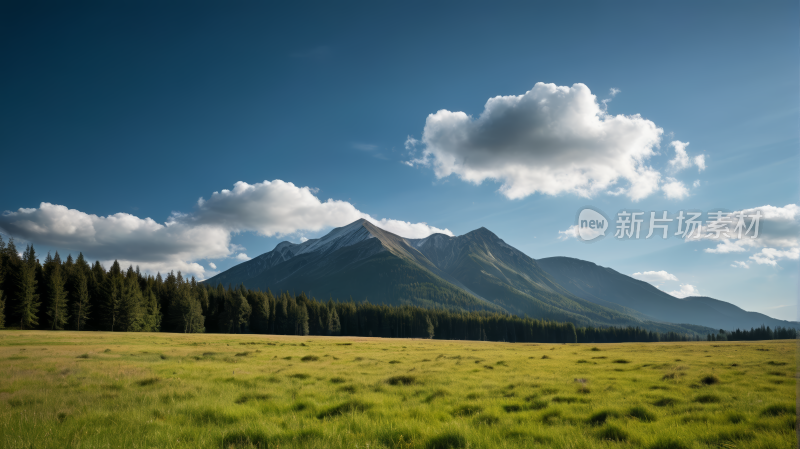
[140,283,161,332]
[119,268,144,331]
[102,261,124,331]
[46,264,69,330]
[72,270,90,331]
[1,239,20,326]
[276,294,289,334]
[426,315,435,339]
[297,304,310,336]
[17,246,41,330]
[234,293,252,333]
[327,302,341,336]
[170,275,204,333]
[248,291,270,334]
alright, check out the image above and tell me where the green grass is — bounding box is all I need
[0,331,795,448]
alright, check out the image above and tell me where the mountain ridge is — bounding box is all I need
[204,220,788,334]
[535,256,798,331]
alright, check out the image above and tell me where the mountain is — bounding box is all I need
[205,220,710,334]
[536,256,799,331]
[207,220,500,312]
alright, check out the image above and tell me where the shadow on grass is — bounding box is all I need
[386,375,417,386]
[222,429,323,448]
[316,400,370,419]
[426,431,466,449]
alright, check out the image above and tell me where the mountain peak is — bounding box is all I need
[467,226,499,239]
[292,219,375,256]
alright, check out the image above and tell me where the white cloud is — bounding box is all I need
[632,270,679,284]
[668,141,692,172]
[668,284,700,298]
[300,237,309,243]
[697,204,800,268]
[0,202,231,277]
[193,180,363,237]
[701,204,799,248]
[731,261,749,269]
[693,155,706,172]
[662,177,690,200]
[407,82,665,201]
[0,180,453,277]
[557,225,580,241]
[609,88,621,97]
[704,238,758,254]
[749,247,799,266]
[692,180,701,188]
[557,223,607,241]
[208,262,217,269]
[668,141,706,174]
[235,253,251,261]
[369,218,452,239]
[404,136,420,150]
[192,180,452,238]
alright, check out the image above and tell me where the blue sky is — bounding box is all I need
[1,1,797,320]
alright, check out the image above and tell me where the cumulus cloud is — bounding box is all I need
[668,284,700,298]
[609,88,621,97]
[235,253,251,261]
[693,155,706,171]
[208,262,217,269]
[668,141,705,173]
[668,141,691,172]
[370,218,453,239]
[632,270,679,284]
[0,202,231,276]
[703,238,759,254]
[193,180,452,239]
[698,204,799,268]
[0,180,453,277]
[557,225,580,241]
[750,247,799,266]
[194,180,365,237]
[662,177,690,200]
[731,261,749,269]
[407,83,666,201]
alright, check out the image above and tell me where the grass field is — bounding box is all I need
[0,331,796,449]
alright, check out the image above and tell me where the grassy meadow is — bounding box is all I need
[0,331,796,449]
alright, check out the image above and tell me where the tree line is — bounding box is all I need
[708,325,797,342]
[0,238,792,343]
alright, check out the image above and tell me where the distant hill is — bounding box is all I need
[205,220,712,335]
[536,256,799,331]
